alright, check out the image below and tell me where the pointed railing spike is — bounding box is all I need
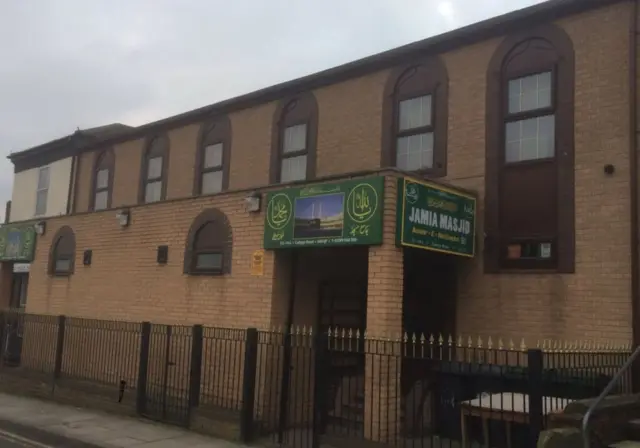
[509,339,515,351]
[477,336,483,349]
[468,336,473,348]
[448,335,453,347]
[488,336,493,350]
[457,335,463,347]
[498,338,504,350]
[520,338,527,351]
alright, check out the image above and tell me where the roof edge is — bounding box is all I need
[8,0,626,163]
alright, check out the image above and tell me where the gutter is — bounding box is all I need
[629,0,639,384]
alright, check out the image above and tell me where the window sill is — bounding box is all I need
[487,268,566,275]
[185,271,226,277]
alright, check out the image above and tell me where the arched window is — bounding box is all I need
[90,148,115,211]
[183,208,233,275]
[194,116,231,196]
[484,24,575,273]
[381,57,448,177]
[139,135,169,204]
[269,92,318,184]
[48,226,76,276]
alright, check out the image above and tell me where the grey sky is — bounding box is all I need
[0,0,544,220]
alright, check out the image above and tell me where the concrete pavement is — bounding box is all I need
[0,393,248,448]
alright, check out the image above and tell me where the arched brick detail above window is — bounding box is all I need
[183,208,233,275]
[193,116,232,196]
[484,24,575,273]
[90,148,115,211]
[381,56,449,177]
[139,134,170,204]
[269,92,319,184]
[48,226,76,276]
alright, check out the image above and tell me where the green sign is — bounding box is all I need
[0,225,36,262]
[396,177,476,257]
[264,176,385,249]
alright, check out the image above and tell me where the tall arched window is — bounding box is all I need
[48,226,76,276]
[90,148,115,211]
[484,24,575,273]
[381,57,448,177]
[269,92,318,184]
[194,116,231,196]
[183,208,233,275]
[139,135,169,204]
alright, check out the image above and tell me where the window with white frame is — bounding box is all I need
[35,166,50,216]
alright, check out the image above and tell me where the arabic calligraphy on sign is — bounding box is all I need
[346,183,378,224]
[266,193,292,230]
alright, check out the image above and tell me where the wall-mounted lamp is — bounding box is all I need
[244,192,262,213]
[34,221,47,236]
[116,209,131,228]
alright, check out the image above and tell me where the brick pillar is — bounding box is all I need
[364,176,403,444]
[0,262,13,310]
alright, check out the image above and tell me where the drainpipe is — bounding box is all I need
[630,0,639,390]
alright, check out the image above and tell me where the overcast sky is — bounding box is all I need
[0,0,545,220]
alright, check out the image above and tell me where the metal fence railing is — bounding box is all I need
[0,310,632,448]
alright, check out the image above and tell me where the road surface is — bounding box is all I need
[0,421,98,448]
[0,429,52,447]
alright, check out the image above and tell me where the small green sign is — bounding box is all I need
[0,225,36,262]
[396,177,476,257]
[264,176,385,249]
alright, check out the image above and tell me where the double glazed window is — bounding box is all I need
[35,166,49,217]
[49,226,76,276]
[270,93,318,184]
[382,59,448,177]
[196,118,230,196]
[396,95,434,171]
[281,123,308,183]
[91,149,114,211]
[183,209,233,276]
[141,136,168,204]
[505,72,555,164]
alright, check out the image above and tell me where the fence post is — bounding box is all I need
[136,322,151,415]
[528,348,544,448]
[53,315,66,379]
[188,324,203,410]
[0,311,5,368]
[240,328,259,443]
[312,331,329,448]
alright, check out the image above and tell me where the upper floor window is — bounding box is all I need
[484,25,575,273]
[35,166,50,217]
[381,57,448,177]
[140,135,169,204]
[183,208,233,275]
[505,71,555,163]
[194,116,231,196]
[48,226,76,276]
[270,93,318,184]
[91,149,115,211]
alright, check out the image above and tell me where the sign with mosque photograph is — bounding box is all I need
[396,177,476,257]
[0,224,36,262]
[263,176,385,249]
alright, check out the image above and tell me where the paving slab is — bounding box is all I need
[0,393,248,448]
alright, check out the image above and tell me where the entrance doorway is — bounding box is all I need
[401,248,458,438]
[276,247,369,442]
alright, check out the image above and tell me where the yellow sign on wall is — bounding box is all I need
[251,250,264,276]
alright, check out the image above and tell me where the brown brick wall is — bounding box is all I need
[27,193,277,328]
[26,2,635,345]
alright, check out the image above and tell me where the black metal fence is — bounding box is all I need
[0,311,633,448]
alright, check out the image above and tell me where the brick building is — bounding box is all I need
[1,0,638,348]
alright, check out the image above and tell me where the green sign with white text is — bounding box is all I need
[264,176,384,249]
[396,177,476,257]
[0,224,36,262]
